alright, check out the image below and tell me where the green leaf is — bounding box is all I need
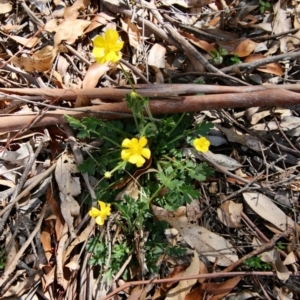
[64,115,84,129]
[210,50,218,57]
[193,121,214,137]
[219,47,228,56]
[78,157,96,176]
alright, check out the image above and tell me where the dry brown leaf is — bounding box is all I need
[246,107,289,125]
[273,1,291,53]
[65,259,80,271]
[54,19,91,46]
[153,266,187,299]
[216,125,261,151]
[243,192,300,232]
[148,43,166,69]
[75,95,91,107]
[55,152,81,239]
[186,148,244,171]
[1,24,23,33]
[2,271,41,298]
[0,141,32,165]
[9,35,40,48]
[116,180,140,201]
[152,205,239,266]
[273,250,290,282]
[165,251,200,300]
[83,62,109,89]
[198,259,208,284]
[11,45,55,72]
[217,200,243,228]
[63,219,94,263]
[46,187,65,241]
[203,151,244,171]
[185,276,242,300]
[179,31,217,55]
[121,17,141,49]
[0,0,12,14]
[283,251,297,265]
[162,0,213,7]
[253,238,289,281]
[274,287,294,300]
[244,54,284,76]
[40,265,53,291]
[209,16,221,27]
[128,287,146,300]
[64,0,90,21]
[5,230,18,269]
[231,39,258,57]
[40,226,52,263]
[217,39,242,53]
[0,179,15,188]
[84,11,115,33]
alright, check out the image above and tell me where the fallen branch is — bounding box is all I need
[1,84,300,101]
[1,88,300,132]
[101,270,299,300]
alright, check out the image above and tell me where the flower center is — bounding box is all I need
[131,144,141,154]
[104,41,113,51]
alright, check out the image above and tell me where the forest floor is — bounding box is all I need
[0,0,300,299]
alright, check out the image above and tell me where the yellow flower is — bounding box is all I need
[92,29,124,64]
[193,137,210,153]
[89,201,111,225]
[121,137,151,167]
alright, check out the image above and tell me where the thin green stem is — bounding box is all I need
[166,134,186,147]
[168,113,186,137]
[101,136,121,147]
[119,63,135,91]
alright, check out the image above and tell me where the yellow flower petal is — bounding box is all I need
[95,215,105,225]
[130,138,139,147]
[128,154,145,167]
[105,29,119,44]
[93,35,106,47]
[99,201,111,215]
[139,136,148,147]
[122,138,131,148]
[95,56,105,64]
[89,207,101,218]
[193,137,210,153]
[121,149,132,160]
[110,41,124,52]
[141,148,151,159]
[105,50,121,63]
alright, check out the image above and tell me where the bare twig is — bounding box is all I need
[220,51,300,74]
[101,270,299,300]
[221,227,293,273]
[0,202,47,289]
[0,134,51,234]
[0,162,57,218]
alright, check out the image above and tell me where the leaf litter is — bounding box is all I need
[0,0,300,299]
